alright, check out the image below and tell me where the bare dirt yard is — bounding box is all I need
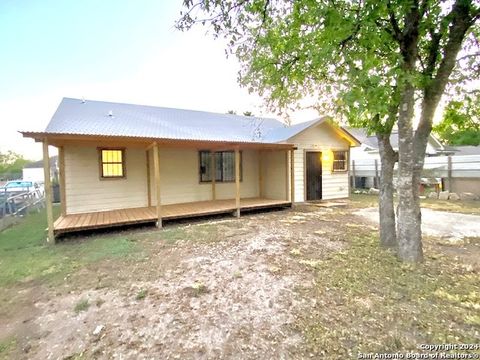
[1,196,479,359]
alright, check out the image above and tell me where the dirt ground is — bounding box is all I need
[355,207,480,241]
[0,205,352,359]
[1,203,479,359]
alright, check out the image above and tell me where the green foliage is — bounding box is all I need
[0,150,31,180]
[434,95,480,145]
[178,1,479,135]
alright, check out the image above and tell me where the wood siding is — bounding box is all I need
[147,148,260,206]
[262,150,288,200]
[64,146,148,214]
[290,122,351,202]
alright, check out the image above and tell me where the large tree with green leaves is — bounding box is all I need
[434,94,480,145]
[178,0,480,262]
[0,151,31,180]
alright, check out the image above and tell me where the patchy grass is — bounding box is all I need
[296,233,480,359]
[0,207,141,287]
[135,289,148,300]
[0,337,16,359]
[350,193,480,214]
[74,298,90,314]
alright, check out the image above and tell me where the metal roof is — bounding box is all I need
[454,145,480,155]
[345,127,451,153]
[44,98,293,144]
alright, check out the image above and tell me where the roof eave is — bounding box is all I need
[20,131,295,150]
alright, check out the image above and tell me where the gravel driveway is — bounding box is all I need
[355,207,480,241]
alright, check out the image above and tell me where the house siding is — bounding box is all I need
[148,148,261,206]
[64,146,148,214]
[262,150,288,200]
[289,122,351,202]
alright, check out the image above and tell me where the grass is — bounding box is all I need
[350,193,480,214]
[297,233,480,359]
[0,338,16,359]
[0,207,141,287]
[74,298,90,314]
[136,289,148,300]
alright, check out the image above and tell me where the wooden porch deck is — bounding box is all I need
[53,198,291,235]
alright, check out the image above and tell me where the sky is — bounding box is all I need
[0,0,318,160]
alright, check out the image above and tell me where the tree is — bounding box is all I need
[226,110,237,114]
[178,0,480,262]
[434,95,480,145]
[243,111,254,116]
[0,151,31,180]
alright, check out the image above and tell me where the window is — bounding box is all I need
[99,149,125,178]
[199,151,242,182]
[333,151,348,172]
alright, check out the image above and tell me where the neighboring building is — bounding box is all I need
[22,156,58,183]
[441,145,480,196]
[347,128,455,189]
[21,98,359,240]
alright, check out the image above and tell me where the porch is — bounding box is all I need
[53,197,291,235]
[27,133,297,242]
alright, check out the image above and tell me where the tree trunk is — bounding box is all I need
[376,133,397,250]
[396,82,424,262]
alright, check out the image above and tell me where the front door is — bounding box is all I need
[306,152,322,201]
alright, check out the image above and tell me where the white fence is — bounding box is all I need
[350,154,480,190]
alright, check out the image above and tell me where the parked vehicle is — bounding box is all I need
[1,180,42,195]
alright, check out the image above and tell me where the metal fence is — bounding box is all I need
[0,189,45,231]
[350,154,480,190]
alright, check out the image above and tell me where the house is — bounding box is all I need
[441,145,480,196]
[22,156,58,183]
[347,128,455,189]
[21,98,359,242]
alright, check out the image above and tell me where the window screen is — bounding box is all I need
[199,151,242,182]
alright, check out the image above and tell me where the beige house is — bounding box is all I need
[22,98,359,242]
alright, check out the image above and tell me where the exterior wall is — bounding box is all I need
[148,148,260,206]
[64,146,148,214]
[290,122,351,202]
[443,178,480,196]
[262,150,288,200]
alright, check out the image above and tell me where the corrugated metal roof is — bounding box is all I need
[45,98,293,143]
[262,119,320,142]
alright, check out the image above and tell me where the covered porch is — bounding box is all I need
[22,132,295,242]
[53,198,291,235]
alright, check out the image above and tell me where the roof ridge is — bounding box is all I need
[62,97,280,123]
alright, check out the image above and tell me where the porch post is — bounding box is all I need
[153,142,162,228]
[42,140,55,243]
[58,146,67,217]
[211,151,216,200]
[290,149,295,205]
[235,147,240,218]
[258,150,263,198]
[146,150,151,207]
[285,150,289,201]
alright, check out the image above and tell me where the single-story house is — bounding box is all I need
[21,98,359,242]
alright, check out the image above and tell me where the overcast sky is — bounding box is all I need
[0,0,319,160]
